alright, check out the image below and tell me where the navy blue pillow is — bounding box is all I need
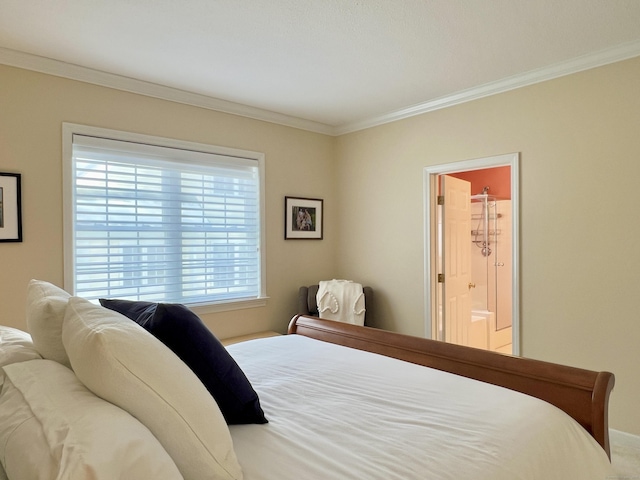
[98,299,267,425]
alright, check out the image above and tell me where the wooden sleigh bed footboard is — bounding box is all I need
[288,315,615,458]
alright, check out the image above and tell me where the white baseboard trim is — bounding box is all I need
[611,428,640,444]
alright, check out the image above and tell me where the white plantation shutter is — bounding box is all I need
[68,132,263,305]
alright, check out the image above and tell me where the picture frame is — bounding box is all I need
[0,172,23,243]
[285,196,323,240]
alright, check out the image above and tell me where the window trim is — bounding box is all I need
[62,123,267,312]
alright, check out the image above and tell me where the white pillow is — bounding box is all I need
[0,326,42,367]
[0,359,183,480]
[25,279,71,367]
[62,297,243,480]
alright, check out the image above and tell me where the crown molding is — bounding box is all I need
[2,40,640,137]
[0,47,335,136]
[334,39,640,135]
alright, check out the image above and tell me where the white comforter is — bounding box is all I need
[227,335,614,480]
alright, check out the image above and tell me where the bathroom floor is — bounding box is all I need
[495,344,512,354]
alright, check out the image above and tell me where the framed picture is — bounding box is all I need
[285,196,323,240]
[0,172,23,242]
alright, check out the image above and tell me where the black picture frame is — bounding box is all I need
[284,196,323,240]
[0,172,23,243]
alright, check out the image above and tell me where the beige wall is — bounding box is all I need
[2,56,639,435]
[0,64,337,339]
[334,56,640,434]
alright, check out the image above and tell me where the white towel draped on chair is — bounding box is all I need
[316,280,365,326]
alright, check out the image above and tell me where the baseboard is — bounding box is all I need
[610,429,640,445]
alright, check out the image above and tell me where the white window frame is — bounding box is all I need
[62,123,267,314]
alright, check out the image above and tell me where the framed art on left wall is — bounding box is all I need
[285,196,323,239]
[0,172,23,242]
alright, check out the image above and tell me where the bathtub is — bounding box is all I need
[468,309,494,350]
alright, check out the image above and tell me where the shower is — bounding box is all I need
[471,187,497,258]
[469,186,512,353]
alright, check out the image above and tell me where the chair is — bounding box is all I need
[298,284,373,325]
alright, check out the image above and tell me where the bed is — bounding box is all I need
[225,315,615,480]
[0,280,615,480]
[287,314,615,455]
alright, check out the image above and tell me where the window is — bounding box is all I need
[63,124,266,311]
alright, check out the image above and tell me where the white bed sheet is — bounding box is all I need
[227,335,614,480]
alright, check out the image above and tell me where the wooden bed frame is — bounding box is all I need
[288,315,615,458]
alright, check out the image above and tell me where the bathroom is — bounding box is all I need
[443,166,512,354]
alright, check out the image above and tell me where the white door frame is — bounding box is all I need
[423,152,520,355]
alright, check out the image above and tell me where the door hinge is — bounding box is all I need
[437,195,444,205]
[437,274,444,283]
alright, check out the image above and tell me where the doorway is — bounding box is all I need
[423,153,520,355]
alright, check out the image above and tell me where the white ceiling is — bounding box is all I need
[2,1,640,134]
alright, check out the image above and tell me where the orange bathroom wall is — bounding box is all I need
[449,166,511,199]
